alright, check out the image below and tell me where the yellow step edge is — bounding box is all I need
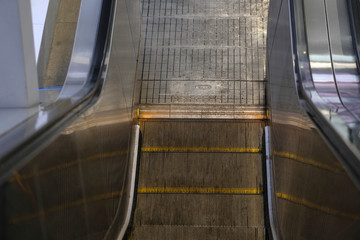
[138,187,263,195]
[141,147,262,153]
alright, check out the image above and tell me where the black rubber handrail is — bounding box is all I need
[0,0,116,184]
[290,0,360,189]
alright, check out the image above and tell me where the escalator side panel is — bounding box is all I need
[1,0,141,239]
[267,0,360,239]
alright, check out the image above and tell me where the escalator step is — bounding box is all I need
[138,152,262,189]
[133,194,264,227]
[128,120,265,239]
[142,121,263,149]
[130,225,265,240]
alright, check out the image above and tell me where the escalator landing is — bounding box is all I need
[138,0,269,119]
[130,1,269,238]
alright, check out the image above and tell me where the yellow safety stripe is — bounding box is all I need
[138,187,263,195]
[274,151,342,173]
[142,147,262,153]
[9,191,123,224]
[277,192,360,221]
[9,150,128,183]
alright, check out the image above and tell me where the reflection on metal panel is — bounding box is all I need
[41,0,81,89]
[303,0,340,103]
[326,0,360,116]
[267,0,360,239]
[57,0,102,99]
[294,0,360,185]
[2,0,141,239]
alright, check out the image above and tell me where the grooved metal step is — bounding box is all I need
[131,225,265,240]
[128,120,265,239]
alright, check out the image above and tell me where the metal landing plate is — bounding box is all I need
[138,0,269,119]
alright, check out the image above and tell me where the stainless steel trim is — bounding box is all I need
[267,0,360,238]
[265,125,280,240]
[118,124,140,240]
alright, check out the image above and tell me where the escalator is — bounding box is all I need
[126,1,269,238]
[267,0,360,238]
[1,0,360,239]
[127,120,265,239]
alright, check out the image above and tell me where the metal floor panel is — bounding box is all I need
[139,0,269,114]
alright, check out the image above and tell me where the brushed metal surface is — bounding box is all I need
[2,0,142,239]
[138,104,266,119]
[0,0,111,174]
[267,0,360,239]
[107,124,140,240]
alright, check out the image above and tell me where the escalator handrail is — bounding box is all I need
[0,0,116,184]
[289,0,360,189]
[347,0,360,72]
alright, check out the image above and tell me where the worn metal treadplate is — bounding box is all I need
[138,0,269,118]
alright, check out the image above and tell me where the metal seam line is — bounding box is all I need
[117,124,140,240]
[137,187,263,195]
[276,192,360,221]
[9,150,129,182]
[8,191,124,225]
[141,147,262,153]
[274,151,343,173]
[11,191,358,225]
